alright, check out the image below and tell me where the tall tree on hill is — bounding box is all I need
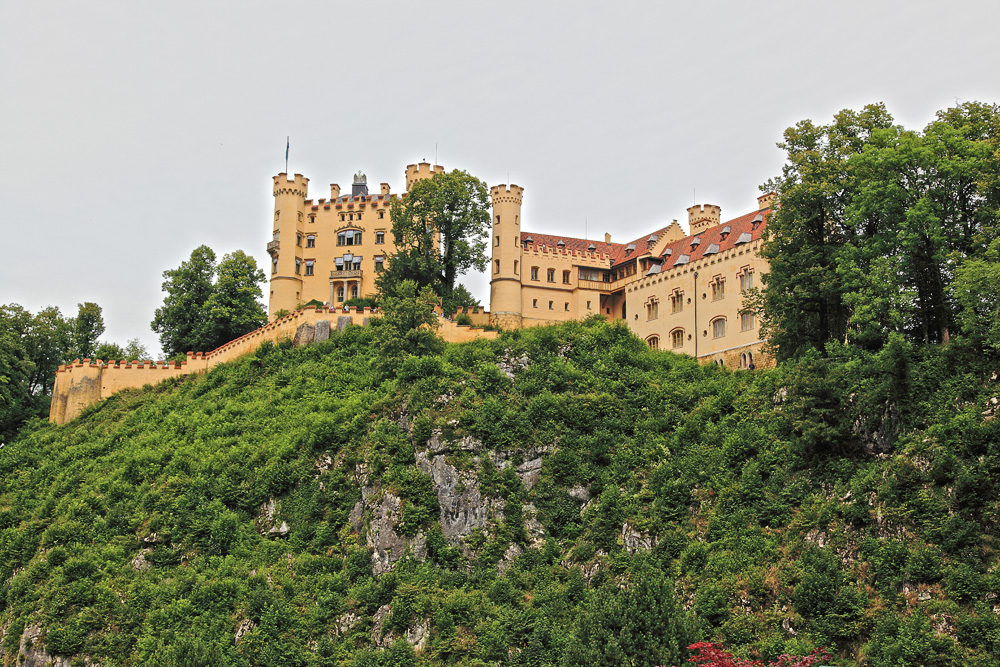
[376,169,490,313]
[753,101,1000,360]
[68,301,105,360]
[751,103,895,361]
[151,246,267,358]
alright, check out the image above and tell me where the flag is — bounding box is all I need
[285,137,289,163]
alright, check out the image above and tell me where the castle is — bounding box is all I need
[269,163,772,369]
[49,162,771,424]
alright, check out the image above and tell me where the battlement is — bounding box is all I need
[687,204,721,234]
[490,183,524,205]
[405,162,445,189]
[273,173,309,197]
[757,192,775,210]
[522,244,610,264]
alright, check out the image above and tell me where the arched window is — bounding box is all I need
[646,335,659,351]
[671,328,684,349]
[712,317,726,339]
[336,286,345,302]
[351,285,359,299]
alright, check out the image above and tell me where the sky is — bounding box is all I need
[2,0,998,358]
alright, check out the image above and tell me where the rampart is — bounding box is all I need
[49,306,498,425]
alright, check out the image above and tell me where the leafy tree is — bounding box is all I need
[751,104,895,361]
[951,238,1000,354]
[371,279,443,362]
[69,302,105,360]
[376,170,490,312]
[0,325,34,441]
[200,250,267,347]
[151,246,266,358]
[451,283,481,310]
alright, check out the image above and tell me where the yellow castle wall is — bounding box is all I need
[49,306,498,425]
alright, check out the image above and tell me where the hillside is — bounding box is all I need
[0,318,998,667]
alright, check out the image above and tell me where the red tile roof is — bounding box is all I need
[521,226,675,267]
[658,208,770,269]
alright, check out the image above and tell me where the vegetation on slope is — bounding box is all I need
[1,317,998,666]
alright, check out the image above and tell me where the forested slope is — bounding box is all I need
[0,318,998,667]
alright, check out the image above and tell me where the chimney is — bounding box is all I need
[381,182,391,196]
[757,192,775,210]
[605,232,612,244]
[330,184,340,200]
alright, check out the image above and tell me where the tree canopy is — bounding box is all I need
[753,101,1000,361]
[151,246,267,358]
[376,170,490,312]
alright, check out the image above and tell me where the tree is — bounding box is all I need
[371,280,443,362]
[200,250,267,348]
[151,246,266,358]
[0,324,34,442]
[69,302,105,360]
[951,238,1000,354]
[749,103,895,361]
[376,170,490,312]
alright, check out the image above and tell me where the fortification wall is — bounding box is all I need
[49,306,498,425]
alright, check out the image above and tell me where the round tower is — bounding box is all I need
[489,183,524,329]
[269,173,309,319]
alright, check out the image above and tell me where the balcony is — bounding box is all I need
[329,269,363,280]
[266,240,279,256]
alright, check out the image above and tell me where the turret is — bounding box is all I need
[489,183,524,329]
[405,162,445,190]
[687,204,721,235]
[269,173,309,318]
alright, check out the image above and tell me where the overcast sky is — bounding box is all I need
[2,1,998,357]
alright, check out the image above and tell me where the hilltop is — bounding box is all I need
[0,318,998,667]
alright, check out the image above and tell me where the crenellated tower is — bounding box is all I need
[269,173,309,318]
[489,183,524,329]
[405,162,445,190]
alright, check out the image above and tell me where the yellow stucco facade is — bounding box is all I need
[268,163,445,318]
[488,183,774,369]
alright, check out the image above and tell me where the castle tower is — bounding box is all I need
[687,204,721,235]
[405,162,445,190]
[269,173,309,318]
[489,184,524,329]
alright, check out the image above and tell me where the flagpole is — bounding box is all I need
[285,136,289,174]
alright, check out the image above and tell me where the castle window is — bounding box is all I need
[296,233,302,246]
[547,268,555,282]
[495,235,500,246]
[272,257,278,273]
[712,317,726,338]
[711,276,725,301]
[647,336,659,351]
[531,267,539,281]
[739,267,754,291]
[670,290,684,313]
[375,256,384,272]
[671,329,684,349]
[273,230,280,242]
[308,214,316,224]
[579,268,602,282]
[340,214,345,222]
[337,286,344,302]
[495,215,500,226]
[495,260,500,274]
[305,260,314,276]
[337,231,362,246]
[274,211,280,221]
[562,270,571,284]
[741,311,756,331]
[378,211,385,219]
[356,212,362,221]
[564,302,569,311]
[349,213,354,221]
[295,258,301,274]
[376,231,385,244]
[548,301,553,310]
[587,300,592,310]
[532,299,538,308]
[298,212,303,222]
[351,284,359,299]
[646,299,659,321]
[514,261,519,275]
[306,235,315,248]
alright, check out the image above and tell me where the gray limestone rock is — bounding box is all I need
[352,489,427,575]
[16,624,82,667]
[416,452,504,546]
[314,320,331,342]
[293,322,315,347]
[337,316,353,331]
